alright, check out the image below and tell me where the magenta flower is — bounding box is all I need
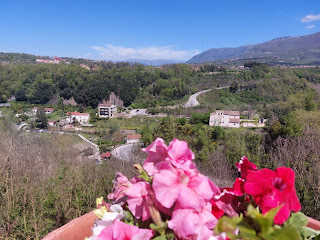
[236,156,258,179]
[98,221,153,240]
[142,138,168,175]
[126,181,151,221]
[166,139,197,171]
[152,162,217,211]
[244,167,301,224]
[168,202,218,240]
[107,173,133,204]
[213,178,245,218]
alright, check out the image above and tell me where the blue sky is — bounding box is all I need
[1,0,320,61]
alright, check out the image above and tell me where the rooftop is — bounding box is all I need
[229,118,240,123]
[100,152,111,158]
[66,112,89,116]
[211,110,240,116]
[127,134,142,140]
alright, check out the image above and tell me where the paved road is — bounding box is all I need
[184,89,213,108]
[77,134,101,161]
[184,85,230,108]
[111,143,143,162]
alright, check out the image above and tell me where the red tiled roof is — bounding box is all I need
[127,134,142,140]
[66,112,89,116]
[229,111,240,116]
[101,152,111,158]
[229,118,240,123]
[44,108,54,111]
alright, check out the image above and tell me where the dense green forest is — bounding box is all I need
[1,59,319,109]
[0,62,198,107]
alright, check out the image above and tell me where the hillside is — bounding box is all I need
[187,32,320,65]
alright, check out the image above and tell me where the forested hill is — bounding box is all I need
[1,54,320,109]
[0,62,196,107]
[187,32,320,65]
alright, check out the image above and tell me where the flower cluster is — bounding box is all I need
[88,138,304,240]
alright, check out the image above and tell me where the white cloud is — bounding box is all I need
[301,14,320,22]
[91,44,199,61]
[306,25,315,29]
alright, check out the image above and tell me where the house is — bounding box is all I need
[32,107,53,115]
[48,121,56,127]
[32,107,38,114]
[98,104,117,118]
[66,112,90,124]
[100,152,111,159]
[209,110,240,128]
[126,134,142,144]
[44,108,54,114]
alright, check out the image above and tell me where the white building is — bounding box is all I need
[209,110,240,128]
[98,104,117,118]
[126,134,142,144]
[66,112,90,124]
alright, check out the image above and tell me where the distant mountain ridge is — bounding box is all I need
[126,58,181,66]
[187,32,320,65]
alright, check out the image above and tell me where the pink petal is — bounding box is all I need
[126,182,151,221]
[142,138,168,175]
[152,164,181,208]
[166,139,196,171]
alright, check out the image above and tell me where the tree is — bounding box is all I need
[36,108,48,129]
[229,82,238,93]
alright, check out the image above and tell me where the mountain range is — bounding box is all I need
[187,32,320,65]
[126,58,182,66]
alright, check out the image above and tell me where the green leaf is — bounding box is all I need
[264,206,282,221]
[299,226,320,239]
[215,215,258,240]
[152,236,167,240]
[150,221,168,236]
[246,204,277,238]
[269,227,302,240]
[285,212,308,230]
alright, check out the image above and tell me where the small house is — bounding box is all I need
[100,152,111,159]
[44,108,54,114]
[48,121,56,127]
[126,134,142,144]
[66,112,90,124]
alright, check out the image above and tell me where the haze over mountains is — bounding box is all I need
[187,32,320,65]
[126,58,182,66]
[1,32,320,66]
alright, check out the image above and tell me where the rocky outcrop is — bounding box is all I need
[63,97,78,106]
[100,92,123,107]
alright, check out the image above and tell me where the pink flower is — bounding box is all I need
[244,167,301,224]
[168,202,218,240]
[126,181,151,221]
[236,156,257,179]
[98,221,153,240]
[142,138,168,175]
[152,162,217,211]
[107,173,133,204]
[166,139,197,171]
